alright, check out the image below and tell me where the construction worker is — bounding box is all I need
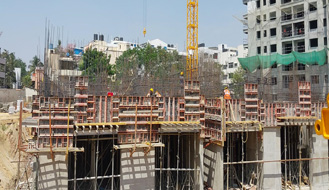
[155,90,162,97]
[224,87,231,100]
[147,88,154,97]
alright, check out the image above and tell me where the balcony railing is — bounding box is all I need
[282,28,304,39]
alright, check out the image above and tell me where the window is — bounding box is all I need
[263,14,267,22]
[223,65,227,69]
[271,63,277,68]
[282,64,293,71]
[256,15,261,24]
[263,0,267,6]
[234,63,238,67]
[309,20,318,30]
[264,30,267,37]
[311,75,319,84]
[256,0,261,8]
[270,0,276,4]
[264,46,267,53]
[257,46,261,54]
[310,38,318,47]
[271,77,277,85]
[270,28,276,36]
[213,53,218,59]
[309,2,317,12]
[297,63,305,70]
[257,31,261,39]
[325,37,327,46]
[324,18,327,27]
[229,73,233,79]
[282,75,293,88]
[229,62,234,68]
[270,44,277,53]
[298,75,305,81]
[270,11,276,20]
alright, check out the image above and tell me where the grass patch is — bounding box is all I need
[1,124,8,131]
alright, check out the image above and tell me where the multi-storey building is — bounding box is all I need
[199,43,248,85]
[84,34,137,65]
[242,0,329,102]
[0,57,5,87]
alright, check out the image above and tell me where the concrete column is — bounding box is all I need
[37,153,68,190]
[203,144,224,189]
[120,149,155,190]
[198,138,204,190]
[263,127,281,190]
[90,141,96,188]
[310,133,329,189]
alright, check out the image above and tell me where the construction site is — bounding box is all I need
[3,0,329,190]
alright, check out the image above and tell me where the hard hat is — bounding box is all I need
[150,88,154,92]
[180,72,184,76]
[224,87,228,89]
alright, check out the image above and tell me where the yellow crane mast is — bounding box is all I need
[186,0,199,81]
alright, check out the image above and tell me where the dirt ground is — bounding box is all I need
[0,112,31,189]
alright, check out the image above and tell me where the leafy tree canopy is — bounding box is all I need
[79,48,114,80]
[231,66,246,99]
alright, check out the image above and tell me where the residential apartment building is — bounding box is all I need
[0,57,5,87]
[142,39,178,52]
[84,34,137,65]
[199,43,248,85]
[242,0,329,102]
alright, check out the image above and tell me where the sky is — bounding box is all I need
[0,0,247,65]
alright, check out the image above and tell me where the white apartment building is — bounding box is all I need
[142,39,178,52]
[199,44,248,85]
[243,0,329,101]
[84,35,138,65]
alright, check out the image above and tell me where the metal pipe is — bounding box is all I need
[160,134,163,190]
[95,135,99,190]
[111,135,114,190]
[176,133,180,190]
[299,126,302,188]
[74,135,77,190]
[226,133,229,190]
[224,156,329,165]
[284,126,287,190]
[241,131,244,186]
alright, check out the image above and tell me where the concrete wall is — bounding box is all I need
[263,127,282,190]
[37,153,68,190]
[203,144,223,189]
[310,132,329,189]
[120,149,155,190]
[0,89,25,103]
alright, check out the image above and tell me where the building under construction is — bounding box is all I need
[15,0,329,189]
[15,76,329,190]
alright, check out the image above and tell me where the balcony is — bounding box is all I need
[282,28,304,39]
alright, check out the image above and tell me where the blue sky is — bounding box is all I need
[0,0,247,65]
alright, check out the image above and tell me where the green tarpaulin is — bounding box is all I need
[238,48,328,72]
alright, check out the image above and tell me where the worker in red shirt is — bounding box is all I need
[224,87,231,100]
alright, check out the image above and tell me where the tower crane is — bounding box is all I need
[186,0,199,81]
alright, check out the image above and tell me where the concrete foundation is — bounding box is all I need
[263,127,282,190]
[310,132,329,189]
[120,149,155,190]
[204,143,224,189]
[37,153,68,190]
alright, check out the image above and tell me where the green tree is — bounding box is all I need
[22,74,32,88]
[28,56,43,73]
[1,50,16,88]
[114,44,184,95]
[79,48,114,80]
[14,58,27,77]
[231,66,246,99]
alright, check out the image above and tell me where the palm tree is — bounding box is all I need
[29,56,43,73]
